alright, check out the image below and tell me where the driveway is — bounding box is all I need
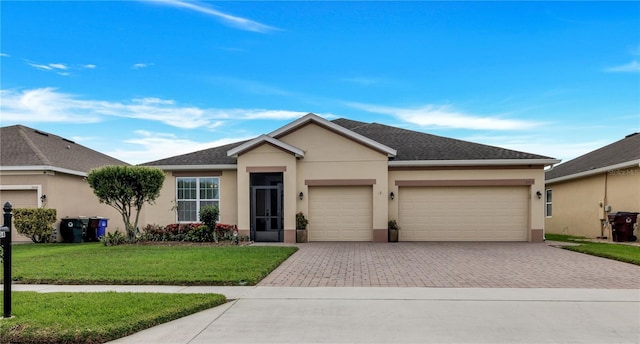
[259,242,640,288]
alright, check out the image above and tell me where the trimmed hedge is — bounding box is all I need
[13,208,57,243]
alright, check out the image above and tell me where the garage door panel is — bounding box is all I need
[309,186,372,241]
[399,186,528,241]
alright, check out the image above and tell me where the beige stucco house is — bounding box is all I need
[0,125,128,242]
[545,132,640,239]
[142,114,559,243]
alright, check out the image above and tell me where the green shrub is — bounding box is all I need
[13,208,57,243]
[296,212,308,230]
[184,224,216,242]
[199,205,219,229]
[101,230,127,246]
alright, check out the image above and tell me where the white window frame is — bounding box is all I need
[545,188,552,217]
[176,177,220,223]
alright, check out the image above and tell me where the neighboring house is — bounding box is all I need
[0,125,128,242]
[142,113,558,243]
[545,133,640,239]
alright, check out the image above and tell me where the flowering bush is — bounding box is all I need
[140,223,243,243]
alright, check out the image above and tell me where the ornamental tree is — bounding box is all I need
[87,165,165,243]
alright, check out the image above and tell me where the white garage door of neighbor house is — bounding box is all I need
[399,186,528,241]
[0,189,39,242]
[0,190,38,208]
[308,186,372,241]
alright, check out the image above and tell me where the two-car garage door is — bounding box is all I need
[308,186,372,241]
[305,185,529,242]
[399,186,529,241]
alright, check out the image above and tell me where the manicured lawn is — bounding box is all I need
[546,234,640,266]
[0,291,226,344]
[1,243,298,285]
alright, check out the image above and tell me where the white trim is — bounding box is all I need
[227,135,305,158]
[0,165,87,177]
[0,184,43,208]
[546,160,640,184]
[149,164,238,171]
[389,159,561,167]
[268,113,397,157]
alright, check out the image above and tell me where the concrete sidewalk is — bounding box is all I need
[7,285,637,343]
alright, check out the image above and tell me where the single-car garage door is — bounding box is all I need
[399,186,528,241]
[0,189,38,242]
[309,186,372,241]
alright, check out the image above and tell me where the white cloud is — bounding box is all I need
[0,87,308,129]
[463,134,612,163]
[346,102,541,130]
[132,63,152,69]
[27,63,53,71]
[605,60,640,73]
[82,64,97,69]
[0,53,10,57]
[49,63,68,70]
[109,130,253,164]
[144,0,279,33]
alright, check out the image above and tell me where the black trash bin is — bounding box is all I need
[608,212,639,242]
[59,217,88,243]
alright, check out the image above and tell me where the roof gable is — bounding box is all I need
[0,125,128,175]
[546,132,640,182]
[270,113,397,157]
[227,135,305,158]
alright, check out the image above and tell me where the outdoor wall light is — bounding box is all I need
[390,192,395,200]
[536,191,542,199]
[40,194,47,202]
[299,192,304,200]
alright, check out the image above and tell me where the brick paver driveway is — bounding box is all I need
[259,242,640,288]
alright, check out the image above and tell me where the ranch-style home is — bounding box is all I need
[545,132,640,239]
[0,125,128,242]
[142,113,559,243]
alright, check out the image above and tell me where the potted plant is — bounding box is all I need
[388,219,399,242]
[296,212,309,243]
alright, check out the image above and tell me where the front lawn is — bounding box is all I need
[546,234,640,266]
[0,291,226,344]
[1,243,298,285]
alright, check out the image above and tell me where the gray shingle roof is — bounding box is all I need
[142,117,555,166]
[546,132,640,180]
[142,141,248,166]
[0,125,128,173]
[333,118,553,161]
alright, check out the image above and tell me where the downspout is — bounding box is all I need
[601,172,609,238]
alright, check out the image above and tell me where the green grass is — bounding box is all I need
[1,243,298,285]
[0,291,226,344]
[546,233,640,266]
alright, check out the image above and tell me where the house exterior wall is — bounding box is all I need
[278,123,390,241]
[0,170,122,242]
[545,166,640,238]
[142,169,238,228]
[388,167,546,242]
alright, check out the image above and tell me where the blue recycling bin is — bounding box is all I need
[88,217,109,240]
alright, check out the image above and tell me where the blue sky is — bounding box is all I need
[1,1,639,165]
